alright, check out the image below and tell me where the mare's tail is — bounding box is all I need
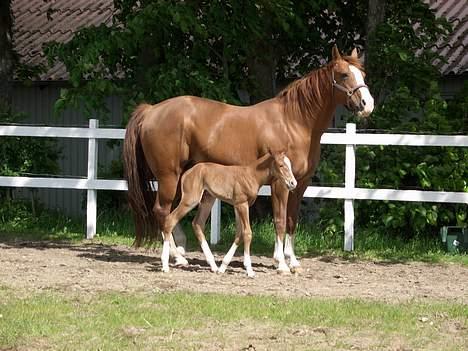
[123,104,158,247]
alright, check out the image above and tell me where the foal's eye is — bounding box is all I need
[342,73,349,80]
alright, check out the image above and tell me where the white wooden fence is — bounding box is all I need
[0,120,467,251]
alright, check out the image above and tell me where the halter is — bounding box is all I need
[331,70,368,109]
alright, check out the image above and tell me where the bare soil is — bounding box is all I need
[1,240,467,302]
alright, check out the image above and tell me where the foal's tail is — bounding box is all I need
[123,104,158,247]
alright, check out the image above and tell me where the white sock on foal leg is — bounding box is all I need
[273,236,290,273]
[161,240,170,272]
[218,242,238,273]
[285,233,300,268]
[170,234,189,266]
[244,253,255,278]
[200,240,218,272]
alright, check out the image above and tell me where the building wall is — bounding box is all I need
[11,83,123,217]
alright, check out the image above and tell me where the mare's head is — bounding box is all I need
[270,151,297,191]
[330,45,374,117]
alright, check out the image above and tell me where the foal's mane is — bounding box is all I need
[277,56,364,121]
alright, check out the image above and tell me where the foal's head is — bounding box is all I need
[330,45,374,117]
[270,151,297,191]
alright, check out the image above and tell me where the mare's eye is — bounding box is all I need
[342,73,349,80]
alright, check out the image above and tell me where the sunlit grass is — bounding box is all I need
[0,288,466,351]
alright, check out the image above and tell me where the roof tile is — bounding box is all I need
[12,0,113,80]
[11,0,467,80]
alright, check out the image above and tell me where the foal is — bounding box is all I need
[161,151,297,277]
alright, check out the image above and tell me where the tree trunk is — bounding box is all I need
[365,0,386,104]
[365,0,386,68]
[247,41,277,103]
[0,0,14,114]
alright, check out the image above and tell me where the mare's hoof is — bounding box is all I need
[174,256,189,266]
[161,267,170,273]
[176,246,186,256]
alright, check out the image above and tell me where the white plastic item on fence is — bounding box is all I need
[86,119,99,239]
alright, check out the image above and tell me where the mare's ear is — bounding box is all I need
[350,47,359,59]
[332,44,342,61]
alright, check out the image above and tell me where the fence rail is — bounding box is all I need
[1,120,467,250]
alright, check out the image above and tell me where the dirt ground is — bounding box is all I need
[1,240,467,303]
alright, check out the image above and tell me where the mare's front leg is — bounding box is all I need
[271,180,290,274]
[192,193,218,272]
[285,179,308,272]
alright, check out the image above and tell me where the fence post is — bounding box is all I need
[344,123,356,251]
[86,119,99,239]
[210,199,221,245]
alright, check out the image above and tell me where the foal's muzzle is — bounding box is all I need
[286,178,297,191]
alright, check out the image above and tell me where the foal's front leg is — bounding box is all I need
[237,203,255,278]
[218,208,243,274]
[271,181,290,274]
[285,179,308,271]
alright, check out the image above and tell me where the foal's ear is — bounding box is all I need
[332,44,342,61]
[350,47,359,59]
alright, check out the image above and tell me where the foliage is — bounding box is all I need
[0,111,60,185]
[316,0,466,238]
[44,0,367,120]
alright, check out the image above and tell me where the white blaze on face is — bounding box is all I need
[283,155,297,189]
[349,65,374,116]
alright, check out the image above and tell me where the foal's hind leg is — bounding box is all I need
[156,175,188,271]
[192,193,218,272]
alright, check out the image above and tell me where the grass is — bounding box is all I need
[0,287,466,351]
[1,200,467,265]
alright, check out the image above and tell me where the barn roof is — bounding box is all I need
[10,0,468,81]
[11,0,114,81]
[427,0,468,75]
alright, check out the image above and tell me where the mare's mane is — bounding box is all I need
[277,56,364,121]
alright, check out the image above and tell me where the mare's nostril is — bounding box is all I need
[361,99,366,106]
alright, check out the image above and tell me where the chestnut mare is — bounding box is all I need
[161,150,297,277]
[123,46,374,273]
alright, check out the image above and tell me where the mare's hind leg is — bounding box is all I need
[285,179,308,272]
[218,208,243,274]
[192,193,218,272]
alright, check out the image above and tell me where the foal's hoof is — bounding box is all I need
[176,246,186,256]
[218,264,227,274]
[290,265,303,274]
[174,256,189,266]
[161,266,170,273]
[246,270,256,278]
[277,262,291,275]
[210,265,219,273]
